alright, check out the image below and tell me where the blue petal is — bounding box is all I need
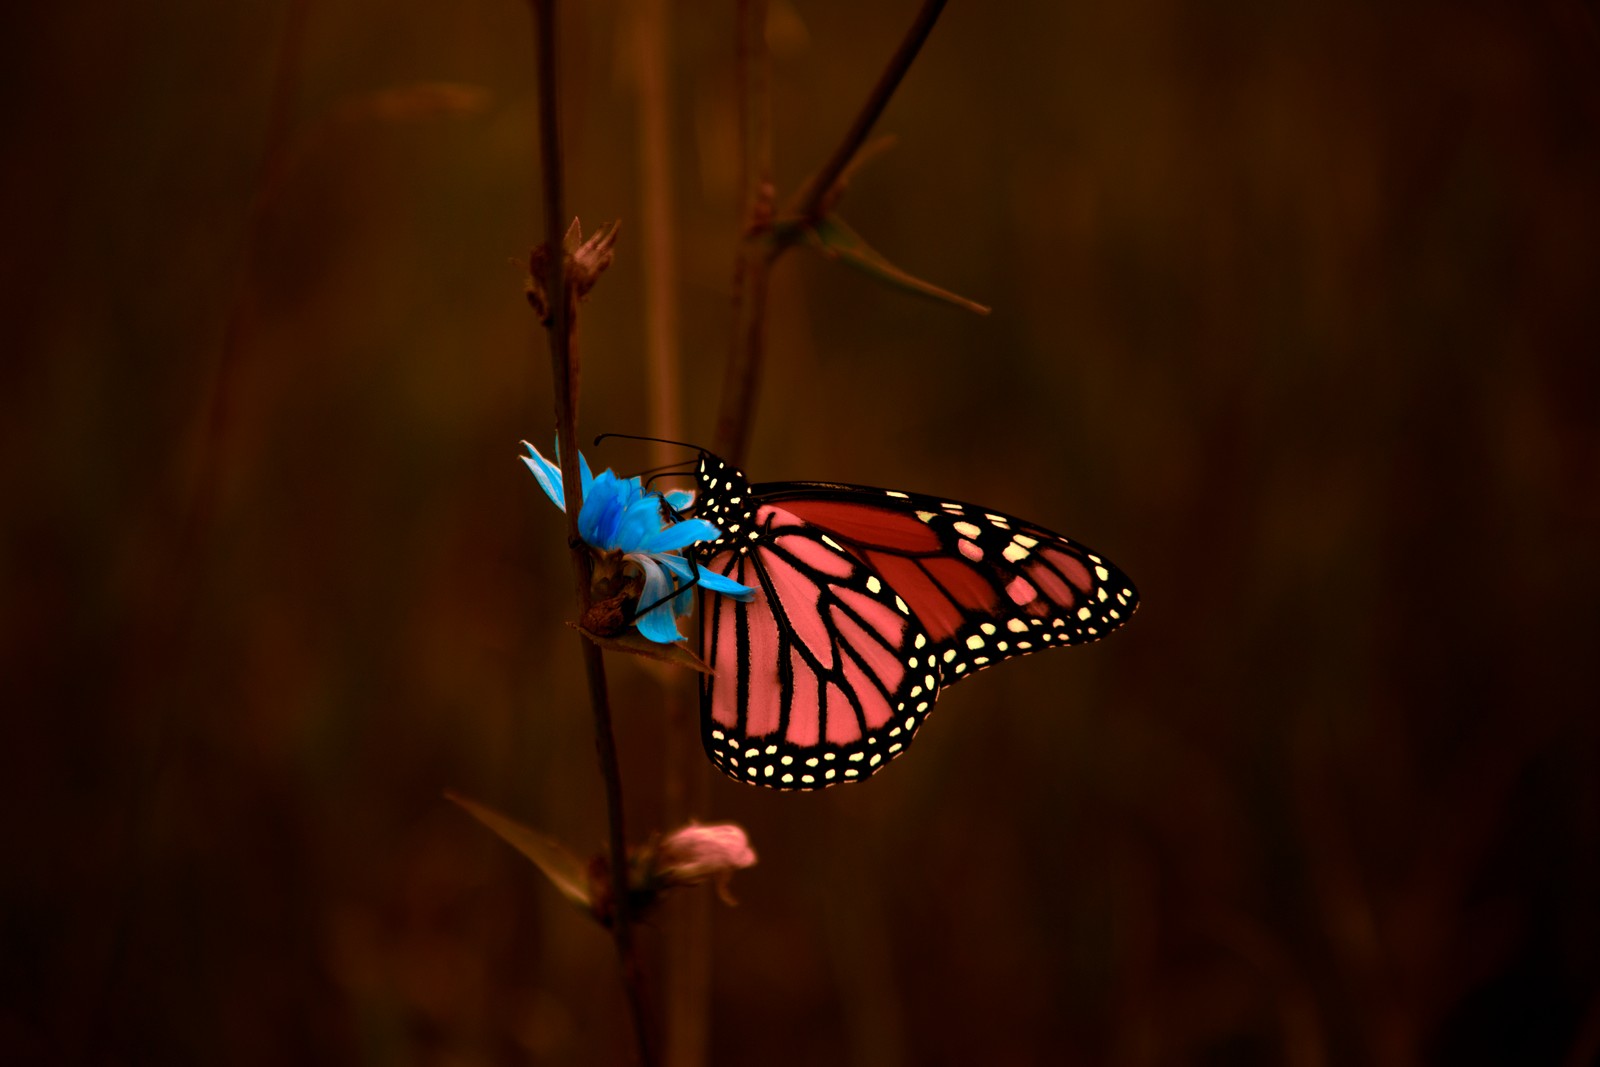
[635,605,686,643]
[614,494,668,554]
[548,435,597,499]
[663,555,699,615]
[580,471,629,548]
[521,441,567,511]
[663,489,694,512]
[637,517,720,554]
[631,556,686,643]
[653,552,756,601]
[578,444,594,497]
[696,567,757,600]
[656,553,693,578]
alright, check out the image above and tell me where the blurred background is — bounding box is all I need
[4,0,1599,1064]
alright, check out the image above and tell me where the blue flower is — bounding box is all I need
[522,441,754,643]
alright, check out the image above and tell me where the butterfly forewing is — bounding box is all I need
[699,502,941,790]
[752,483,1139,685]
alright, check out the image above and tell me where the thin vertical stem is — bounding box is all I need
[714,250,771,466]
[530,2,653,1063]
[734,0,773,231]
[713,0,774,466]
[626,0,712,1063]
[633,0,683,470]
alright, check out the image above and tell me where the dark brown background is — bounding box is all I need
[4,1,1599,1064]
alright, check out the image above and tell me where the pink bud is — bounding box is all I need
[654,822,757,904]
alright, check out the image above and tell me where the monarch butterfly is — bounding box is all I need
[684,449,1138,790]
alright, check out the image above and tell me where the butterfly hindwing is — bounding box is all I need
[698,501,941,790]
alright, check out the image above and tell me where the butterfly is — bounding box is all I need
[683,450,1138,790]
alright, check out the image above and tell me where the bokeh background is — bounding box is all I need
[4,0,1599,1064]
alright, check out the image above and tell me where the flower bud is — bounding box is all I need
[651,822,758,904]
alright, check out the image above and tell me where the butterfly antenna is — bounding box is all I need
[593,431,707,454]
[642,465,695,490]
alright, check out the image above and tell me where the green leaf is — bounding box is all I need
[802,214,990,316]
[573,623,714,675]
[445,791,591,911]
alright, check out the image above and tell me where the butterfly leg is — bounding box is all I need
[629,553,705,621]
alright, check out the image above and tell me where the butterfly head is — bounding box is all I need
[693,451,756,550]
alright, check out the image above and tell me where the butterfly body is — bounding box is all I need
[690,451,1137,790]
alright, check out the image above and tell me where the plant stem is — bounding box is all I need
[530,2,653,1063]
[632,0,683,470]
[626,1,713,1062]
[714,0,950,466]
[787,0,948,226]
[713,0,774,466]
[714,248,772,466]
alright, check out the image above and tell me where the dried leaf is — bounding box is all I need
[572,623,714,675]
[802,214,990,316]
[445,792,591,911]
